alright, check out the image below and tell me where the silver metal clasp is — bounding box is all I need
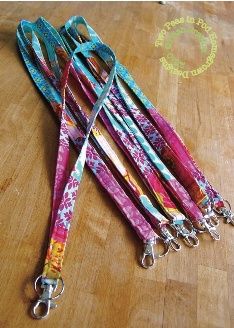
[32,276,64,319]
[222,209,234,225]
[141,239,156,269]
[201,219,220,240]
[203,205,220,227]
[32,284,57,319]
[216,200,234,225]
[160,226,181,252]
[171,218,199,247]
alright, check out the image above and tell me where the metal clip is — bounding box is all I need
[201,219,220,241]
[32,276,64,319]
[221,208,234,225]
[160,226,181,252]
[32,284,57,319]
[203,205,220,227]
[172,218,199,247]
[183,233,200,247]
[140,239,156,269]
[218,201,234,225]
[225,212,234,225]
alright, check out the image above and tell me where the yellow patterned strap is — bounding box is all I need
[42,238,66,280]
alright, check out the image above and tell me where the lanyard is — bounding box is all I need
[60,38,202,229]
[17,20,162,319]
[61,59,197,246]
[31,17,197,249]
[29,18,184,249]
[16,16,233,319]
[29,23,182,252]
[60,20,221,239]
[61,16,233,226]
[57,75,185,249]
[66,27,209,210]
[70,73,199,243]
[62,16,234,226]
[68,62,205,224]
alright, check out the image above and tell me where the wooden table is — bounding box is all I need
[0,2,233,327]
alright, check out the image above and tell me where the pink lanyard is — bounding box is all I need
[17,19,174,319]
[16,16,233,320]
[34,24,192,254]
[32,18,194,250]
[35,42,180,252]
[80,54,209,209]
[62,17,233,226]
[63,65,199,246]
[59,42,220,241]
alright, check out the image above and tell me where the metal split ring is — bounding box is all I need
[34,275,64,300]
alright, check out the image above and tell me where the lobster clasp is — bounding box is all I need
[140,239,156,269]
[183,233,200,247]
[221,209,234,225]
[32,276,64,319]
[202,219,220,241]
[172,218,199,248]
[203,205,220,227]
[160,226,181,252]
[226,212,234,225]
[32,284,57,319]
[219,201,234,225]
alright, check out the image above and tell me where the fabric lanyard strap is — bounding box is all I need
[35,17,205,245]
[59,20,220,233]
[35,17,226,240]
[61,16,233,224]
[16,16,233,319]
[17,19,172,319]
[64,27,209,210]
[61,63,202,242]
[18,19,183,252]
[19,17,192,267]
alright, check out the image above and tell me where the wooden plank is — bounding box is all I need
[197,265,230,328]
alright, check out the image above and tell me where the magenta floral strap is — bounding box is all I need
[32,19,184,250]
[61,61,195,245]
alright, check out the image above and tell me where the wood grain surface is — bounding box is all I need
[0,2,233,328]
